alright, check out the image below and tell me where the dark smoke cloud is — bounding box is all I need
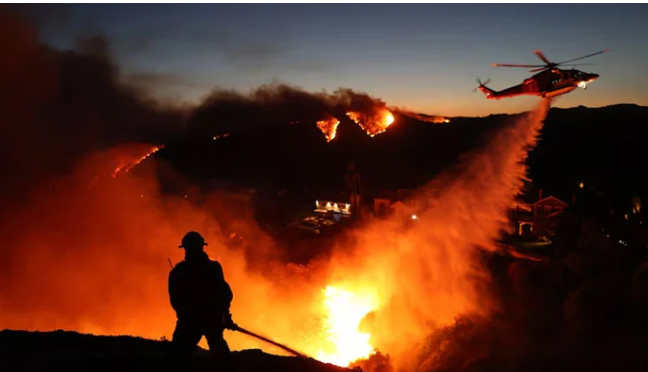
[189,84,391,138]
[0,10,182,204]
[0,8,394,199]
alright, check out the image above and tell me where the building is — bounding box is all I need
[512,195,569,238]
[314,200,351,221]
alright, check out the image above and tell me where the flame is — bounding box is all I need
[316,116,340,142]
[111,145,164,178]
[316,286,378,366]
[347,108,394,137]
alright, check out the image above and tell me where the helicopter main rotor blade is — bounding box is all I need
[556,49,609,65]
[533,50,552,65]
[561,63,596,68]
[529,62,596,73]
[492,63,545,68]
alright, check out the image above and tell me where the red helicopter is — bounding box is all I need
[477,49,608,99]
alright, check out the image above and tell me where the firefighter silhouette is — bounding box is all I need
[168,231,235,371]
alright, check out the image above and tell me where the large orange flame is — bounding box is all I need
[316,116,340,142]
[347,108,394,137]
[315,286,379,366]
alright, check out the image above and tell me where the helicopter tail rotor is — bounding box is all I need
[473,78,491,92]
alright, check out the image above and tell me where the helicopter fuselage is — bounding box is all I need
[478,68,599,100]
[478,49,606,100]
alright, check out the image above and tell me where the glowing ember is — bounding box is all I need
[316,116,340,142]
[112,145,164,178]
[316,286,378,367]
[346,109,394,137]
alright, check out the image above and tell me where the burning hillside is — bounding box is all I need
[189,84,398,144]
[0,9,574,372]
[346,108,395,137]
[317,116,341,142]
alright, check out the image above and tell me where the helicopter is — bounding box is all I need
[476,49,608,99]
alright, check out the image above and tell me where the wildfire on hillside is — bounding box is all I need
[346,108,394,137]
[0,38,551,366]
[316,116,341,142]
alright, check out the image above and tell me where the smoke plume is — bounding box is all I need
[0,10,182,204]
[190,84,395,139]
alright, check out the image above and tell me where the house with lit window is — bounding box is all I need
[512,195,569,238]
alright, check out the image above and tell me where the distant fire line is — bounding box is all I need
[111,145,164,178]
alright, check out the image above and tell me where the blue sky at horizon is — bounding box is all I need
[33,4,648,117]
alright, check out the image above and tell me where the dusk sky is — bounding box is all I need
[34,4,648,116]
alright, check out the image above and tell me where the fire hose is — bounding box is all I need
[231,324,309,359]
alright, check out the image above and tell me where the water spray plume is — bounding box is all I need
[320,99,552,369]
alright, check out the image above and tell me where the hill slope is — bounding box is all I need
[0,329,350,372]
[155,104,648,214]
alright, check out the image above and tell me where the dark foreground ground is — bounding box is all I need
[0,330,350,372]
